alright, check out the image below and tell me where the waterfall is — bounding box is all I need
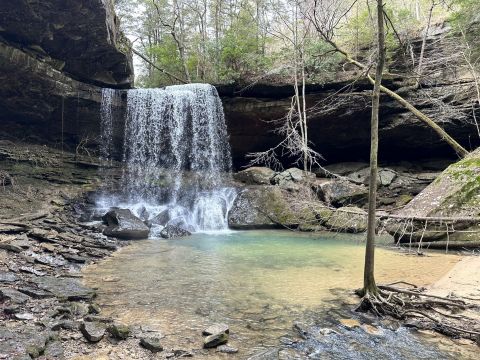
[98,84,235,233]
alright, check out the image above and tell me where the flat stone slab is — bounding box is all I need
[0,327,52,359]
[0,287,30,304]
[202,323,229,336]
[0,271,18,283]
[32,276,95,301]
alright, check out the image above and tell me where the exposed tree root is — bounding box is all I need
[355,284,480,342]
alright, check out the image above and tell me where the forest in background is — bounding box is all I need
[114,0,479,87]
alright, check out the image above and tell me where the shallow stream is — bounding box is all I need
[83,230,475,359]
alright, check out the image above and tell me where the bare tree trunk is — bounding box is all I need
[417,0,436,78]
[363,0,386,296]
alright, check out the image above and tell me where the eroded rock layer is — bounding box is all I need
[0,0,133,152]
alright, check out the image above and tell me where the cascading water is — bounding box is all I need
[98,84,236,233]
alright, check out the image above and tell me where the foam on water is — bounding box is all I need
[99,84,235,233]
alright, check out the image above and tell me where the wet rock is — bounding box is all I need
[318,328,340,336]
[325,207,367,233]
[32,276,95,301]
[227,186,295,229]
[233,167,276,185]
[293,321,310,339]
[140,337,163,352]
[361,324,382,336]
[0,287,30,304]
[80,322,106,343]
[102,208,150,240]
[202,323,229,336]
[138,206,150,221]
[313,179,368,207]
[0,271,18,283]
[204,332,229,348]
[160,224,191,239]
[108,323,131,340]
[339,318,361,329]
[216,345,239,354]
[150,209,171,226]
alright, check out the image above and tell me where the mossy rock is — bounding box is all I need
[228,186,329,229]
[325,206,367,233]
[108,323,130,340]
[390,148,480,245]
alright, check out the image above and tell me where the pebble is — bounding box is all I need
[216,345,238,354]
[14,312,35,320]
[339,318,361,329]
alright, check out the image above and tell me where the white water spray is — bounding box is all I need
[99,84,235,233]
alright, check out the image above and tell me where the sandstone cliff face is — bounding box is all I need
[220,23,480,167]
[0,0,133,150]
[220,79,479,168]
[0,0,133,87]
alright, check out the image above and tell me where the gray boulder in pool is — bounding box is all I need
[160,224,191,239]
[102,208,150,240]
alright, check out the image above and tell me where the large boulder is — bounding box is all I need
[228,186,295,229]
[271,168,316,191]
[233,167,275,185]
[313,179,368,207]
[228,186,331,229]
[160,224,191,239]
[325,207,368,233]
[102,209,150,240]
[387,148,480,245]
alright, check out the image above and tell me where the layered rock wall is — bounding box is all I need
[0,0,133,151]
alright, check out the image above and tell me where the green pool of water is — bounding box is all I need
[83,230,472,359]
